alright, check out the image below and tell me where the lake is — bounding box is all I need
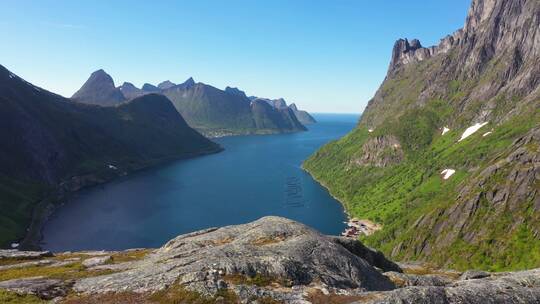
[42,113,359,251]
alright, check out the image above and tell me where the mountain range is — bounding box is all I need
[73,72,314,137]
[304,0,540,271]
[0,65,221,248]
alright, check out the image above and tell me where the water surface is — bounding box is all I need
[42,114,358,251]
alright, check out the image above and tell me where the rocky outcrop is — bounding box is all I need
[118,82,146,99]
[361,268,540,304]
[365,0,540,128]
[2,217,540,303]
[74,217,394,296]
[0,277,71,300]
[352,135,404,168]
[0,249,52,259]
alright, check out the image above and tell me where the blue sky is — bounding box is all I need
[0,0,471,113]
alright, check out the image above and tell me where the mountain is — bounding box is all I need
[272,98,288,109]
[289,103,317,124]
[0,65,221,248]
[161,81,306,137]
[224,86,248,99]
[71,69,126,106]
[73,71,307,137]
[251,96,317,125]
[304,0,540,272]
[157,80,176,90]
[250,99,307,133]
[118,82,145,99]
[141,83,160,93]
[2,217,540,303]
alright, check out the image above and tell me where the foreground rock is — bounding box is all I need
[74,216,395,297]
[1,217,540,303]
[0,249,52,259]
[361,269,540,304]
[0,277,71,300]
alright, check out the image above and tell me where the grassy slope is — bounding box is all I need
[304,49,540,270]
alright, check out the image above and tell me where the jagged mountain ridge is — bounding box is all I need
[0,65,221,248]
[74,71,313,137]
[304,0,540,271]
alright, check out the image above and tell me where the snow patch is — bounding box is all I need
[459,122,488,142]
[108,164,118,170]
[442,127,450,135]
[483,131,492,137]
[11,243,19,248]
[441,169,456,180]
[9,74,14,79]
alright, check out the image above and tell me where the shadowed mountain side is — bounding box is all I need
[0,65,221,248]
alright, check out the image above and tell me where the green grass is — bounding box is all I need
[0,290,45,304]
[304,104,540,271]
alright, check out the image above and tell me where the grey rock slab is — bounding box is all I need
[383,271,453,287]
[358,268,540,304]
[0,259,54,271]
[74,216,395,297]
[81,255,111,268]
[0,276,71,300]
[0,249,52,260]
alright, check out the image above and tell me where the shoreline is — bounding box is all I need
[17,146,224,251]
[301,164,381,238]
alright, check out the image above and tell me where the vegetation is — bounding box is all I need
[0,66,221,247]
[0,290,45,304]
[304,76,540,271]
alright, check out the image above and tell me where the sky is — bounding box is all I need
[0,0,471,113]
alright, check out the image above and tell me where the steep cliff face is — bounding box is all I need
[289,103,317,125]
[304,0,540,271]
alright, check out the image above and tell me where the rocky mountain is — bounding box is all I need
[118,82,145,99]
[0,65,221,249]
[141,83,160,93]
[252,97,317,125]
[225,86,248,99]
[290,103,317,124]
[71,69,126,106]
[157,80,176,90]
[304,0,540,272]
[73,71,310,137]
[160,81,307,137]
[1,216,539,303]
[250,99,307,132]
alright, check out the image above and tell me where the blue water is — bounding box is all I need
[42,114,359,251]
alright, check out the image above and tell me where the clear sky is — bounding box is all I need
[0,0,471,113]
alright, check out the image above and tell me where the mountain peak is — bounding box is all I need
[289,103,298,111]
[225,86,248,99]
[158,80,176,90]
[72,69,125,106]
[272,98,288,109]
[183,77,195,86]
[141,83,160,93]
